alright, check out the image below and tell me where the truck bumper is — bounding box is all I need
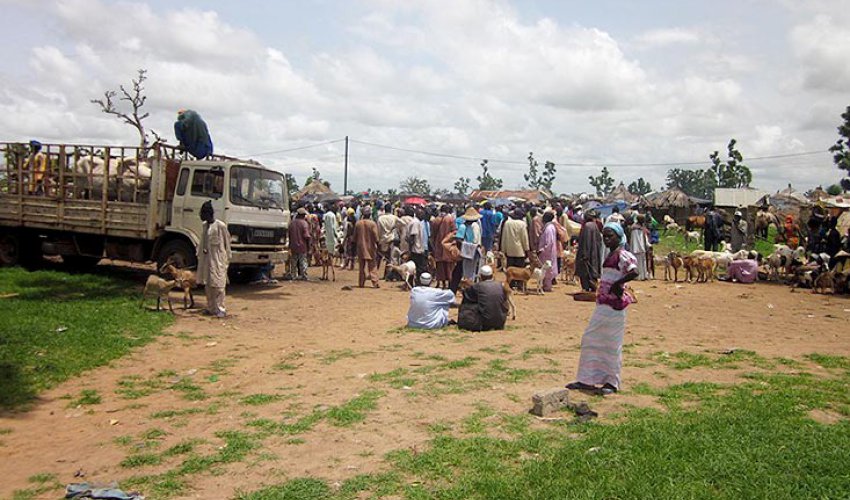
[231,250,287,266]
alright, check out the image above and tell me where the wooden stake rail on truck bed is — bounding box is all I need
[0,142,235,240]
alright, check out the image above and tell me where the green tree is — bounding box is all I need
[709,139,752,188]
[476,159,503,191]
[627,177,653,196]
[588,166,615,197]
[665,168,716,199]
[828,105,850,191]
[454,176,471,195]
[284,174,299,203]
[524,152,557,191]
[827,184,843,196]
[399,176,431,195]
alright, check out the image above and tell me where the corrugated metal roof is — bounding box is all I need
[713,188,770,207]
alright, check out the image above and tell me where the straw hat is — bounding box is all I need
[462,207,482,221]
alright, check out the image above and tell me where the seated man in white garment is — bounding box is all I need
[406,272,456,329]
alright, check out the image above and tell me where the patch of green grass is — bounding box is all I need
[235,477,331,500]
[240,393,283,406]
[462,404,496,434]
[121,472,187,499]
[375,370,850,499]
[271,362,298,371]
[325,390,385,427]
[0,268,173,408]
[653,351,713,370]
[150,407,204,419]
[171,378,207,401]
[68,389,102,407]
[0,427,12,435]
[319,348,365,365]
[520,347,554,360]
[367,368,416,389]
[441,356,479,370]
[141,428,168,441]
[120,452,163,468]
[12,472,63,500]
[161,439,202,458]
[805,353,850,370]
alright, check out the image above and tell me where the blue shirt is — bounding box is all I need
[406,287,456,329]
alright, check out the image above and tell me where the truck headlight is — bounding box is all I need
[231,234,240,243]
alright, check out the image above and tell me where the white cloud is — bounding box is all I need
[634,27,701,48]
[790,13,850,93]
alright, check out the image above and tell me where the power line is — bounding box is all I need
[349,137,829,168]
[242,138,345,157]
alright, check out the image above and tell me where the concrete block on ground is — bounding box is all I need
[530,388,570,417]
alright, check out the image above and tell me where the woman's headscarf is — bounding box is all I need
[603,221,627,247]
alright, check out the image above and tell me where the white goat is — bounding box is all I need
[388,260,417,289]
[532,260,553,294]
[684,231,701,243]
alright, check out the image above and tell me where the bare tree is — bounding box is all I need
[91,69,159,153]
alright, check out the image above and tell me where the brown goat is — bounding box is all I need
[159,262,196,309]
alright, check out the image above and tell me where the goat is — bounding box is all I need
[502,281,516,320]
[141,275,177,312]
[665,252,684,282]
[663,214,675,226]
[388,260,417,289]
[684,231,701,244]
[813,271,835,294]
[664,222,680,233]
[561,250,577,284]
[696,256,717,283]
[318,248,335,281]
[492,250,506,271]
[505,266,534,294]
[159,262,196,309]
[681,255,700,283]
[532,260,553,294]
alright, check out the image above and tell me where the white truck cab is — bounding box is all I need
[166,161,291,269]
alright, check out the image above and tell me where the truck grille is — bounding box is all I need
[228,225,284,245]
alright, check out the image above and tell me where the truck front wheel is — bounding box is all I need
[157,239,197,271]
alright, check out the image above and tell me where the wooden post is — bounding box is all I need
[102,146,110,233]
[58,145,66,227]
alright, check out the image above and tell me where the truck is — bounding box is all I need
[0,142,290,279]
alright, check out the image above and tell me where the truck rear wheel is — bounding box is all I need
[157,239,197,271]
[0,232,42,269]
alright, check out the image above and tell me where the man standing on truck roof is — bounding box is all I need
[198,201,232,318]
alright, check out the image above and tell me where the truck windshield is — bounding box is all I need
[230,166,287,209]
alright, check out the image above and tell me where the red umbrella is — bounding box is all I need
[404,196,427,205]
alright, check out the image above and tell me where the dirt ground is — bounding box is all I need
[2,265,849,499]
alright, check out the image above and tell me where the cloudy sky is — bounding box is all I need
[1,0,848,195]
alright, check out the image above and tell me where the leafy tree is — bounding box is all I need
[284,174,299,204]
[524,152,556,191]
[627,178,653,196]
[399,176,431,195]
[666,168,716,199]
[386,188,398,199]
[709,139,752,188]
[476,159,503,191]
[432,187,450,198]
[91,68,162,153]
[454,176,471,195]
[827,184,843,196]
[588,166,615,197]
[828,105,850,191]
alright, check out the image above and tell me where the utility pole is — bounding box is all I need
[343,136,349,195]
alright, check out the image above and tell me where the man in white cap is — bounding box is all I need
[457,265,508,332]
[406,272,456,329]
[731,210,748,253]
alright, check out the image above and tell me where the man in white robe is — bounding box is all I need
[197,201,232,317]
[323,205,339,255]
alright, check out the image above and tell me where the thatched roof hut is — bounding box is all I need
[605,182,638,204]
[294,179,335,202]
[644,187,708,224]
